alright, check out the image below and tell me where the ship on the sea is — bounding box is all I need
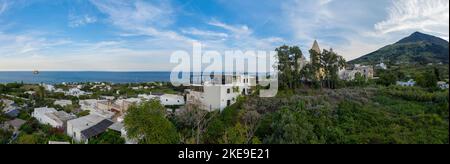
[33,70,39,74]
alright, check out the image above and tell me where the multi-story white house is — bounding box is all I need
[186,74,255,111]
[32,107,76,128]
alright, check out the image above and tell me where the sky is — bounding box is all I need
[0,0,448,71]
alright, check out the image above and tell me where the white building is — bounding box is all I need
[1,99,19,117]
[138,94,185,106]
[41,84,55,92]
[437,81,449,90]
[42,84,55,92]
[55,88,65,93]
[138,94,158,100]
[159,94,185,106]
[186,74,254,111]
[376,62,388,70]
[79,99,115,119]
[397,79,416,87]
[54,100,72,107]
[66,114,114,143]
[339,64,374,81]
[101,96,115,100]
[32,107,76,128]
[66,88,90,97]
[24,91,36,95]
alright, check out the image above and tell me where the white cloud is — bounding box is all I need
[89,0,183,39]
[318,0,333,6]
[208,20,253,38]
[182,28,229,38]
[375,0,449,40]
[68,13,97,27]
[0,32,71,57]
[0,0,7,15]
[281,0,448,61]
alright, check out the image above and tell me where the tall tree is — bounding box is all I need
[176,103,216,144]
[124,100,179,144]
[275,45,304,89]
[320,49,346,89]
[242,110,261,144]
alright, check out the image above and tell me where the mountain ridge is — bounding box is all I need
[350,32,449,65]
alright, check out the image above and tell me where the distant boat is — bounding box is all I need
[33,70,39,74]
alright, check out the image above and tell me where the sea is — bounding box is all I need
[0,71,265,84]
[0,71,173,84]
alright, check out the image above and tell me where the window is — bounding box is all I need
[227,100,231,106]
[227,88,231,94]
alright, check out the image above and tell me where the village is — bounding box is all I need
[1,40,448,144]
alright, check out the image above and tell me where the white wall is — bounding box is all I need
[32,108,63,128]
[159,94,185,106]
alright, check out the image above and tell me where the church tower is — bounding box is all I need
[311,40,321,54]
[310,40,324,80]
[310,40,321,66]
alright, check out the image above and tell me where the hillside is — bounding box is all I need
[350,32,449,65]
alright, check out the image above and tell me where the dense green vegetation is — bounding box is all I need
[14,119,71,144]
[124,100,180,144]
[276,45,345,89]
[88,130,125,144]
[123,86,447,144]
[224,87,448,144]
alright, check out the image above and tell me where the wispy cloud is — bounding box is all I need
[68,13,97,27]
[89,0,185,40]
[0,32,71,56]
[280,0,448,61]
[208,20,253,38]
[0,0,9,15]
[374,0,449,40]
[1,0,448,71]
[182,28,228,39]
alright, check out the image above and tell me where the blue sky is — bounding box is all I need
[0,0,448,71]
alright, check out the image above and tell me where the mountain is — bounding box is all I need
[350,32,449,65]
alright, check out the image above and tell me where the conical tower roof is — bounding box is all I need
[311,40,321,53]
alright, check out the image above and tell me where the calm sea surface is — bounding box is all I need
[0,72,172,84]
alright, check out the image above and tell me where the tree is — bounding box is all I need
[275,45,304,89]
[16,134,41,144]
[378,70,398,86]
[76,110,90,117]
[0,129,12,144]
[434,67,441,81]
[220,123,248,144]
[353,72,366,86]
[310,49,322,84]
[320,49,346,89]
[242,110,261,144]
[37,86,46,100]
[203,117,225,144]
[124,100,179,144]
[88,130,125,144]
[300,63,320,88]
[175,103,216,144]
[416,69,438,89]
